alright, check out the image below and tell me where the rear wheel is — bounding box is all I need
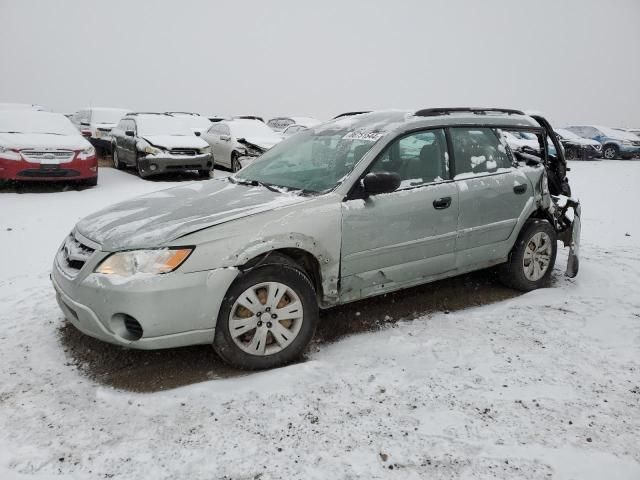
[499,219,557,291]
[112,145,124,170]
[602,144,619,160]
[214,260,318,370]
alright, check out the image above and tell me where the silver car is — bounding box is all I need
[201,118,282,172]
[51,109,581,370]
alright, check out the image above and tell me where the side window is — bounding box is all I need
[450,128,511,177]
[369,129,449,188]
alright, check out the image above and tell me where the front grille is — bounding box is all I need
[21,150,75,162]
[170,148,198,156]
[18,168,80,178]
[61,234,95,274]
[165,164,202,170]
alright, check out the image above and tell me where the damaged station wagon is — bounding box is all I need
[52,108,581,369]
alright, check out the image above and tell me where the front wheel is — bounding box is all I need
[214,262,318,369]
[231,152,242,173]
[499,219,557,292]
[602,144,619,160]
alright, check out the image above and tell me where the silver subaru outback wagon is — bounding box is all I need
[51,108,581,370]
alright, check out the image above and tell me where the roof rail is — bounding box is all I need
[333,111,371,119]
[414,107,525,117]
[165,111,201,116]
[127,111,168,116]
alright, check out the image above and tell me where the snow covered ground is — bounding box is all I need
[0,162,639,479]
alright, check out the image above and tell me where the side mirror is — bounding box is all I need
[194,131,201,136]
[125,130,135,137]
[362,171,401,196]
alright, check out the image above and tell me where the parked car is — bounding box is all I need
[165,112,212,136]
[0,110,97,185]
[281,124,310,138]
[267,116,321,133]
[201,118,282,172]
[0,102,47,111]
[564,125,640,159]
[110,113,213,178]
[554,128,602,160]
[52,108,580,370]
[70,107,131,154]
[501,130,540,151]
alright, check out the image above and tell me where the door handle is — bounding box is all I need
[513,184,527,194]
[433,197,452,209]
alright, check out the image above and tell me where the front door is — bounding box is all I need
[340,128,459,301]
[449,127,532,267]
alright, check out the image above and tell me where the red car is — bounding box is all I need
[0,110,98,186]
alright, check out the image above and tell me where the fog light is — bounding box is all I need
[90,166,97,172]
[150,164,158,171]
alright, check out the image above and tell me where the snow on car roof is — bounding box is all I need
[0,110,78,135]
[227,118,282,139]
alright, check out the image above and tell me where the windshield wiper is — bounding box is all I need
[228,176,281,193]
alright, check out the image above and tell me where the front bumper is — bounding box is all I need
[619,144,640,158]
[0,156,98,181]
[51,235,239,349]
[138,153,213,176]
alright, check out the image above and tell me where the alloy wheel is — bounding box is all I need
[522,232,552,281]
[228,282,304,356]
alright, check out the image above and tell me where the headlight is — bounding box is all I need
[0,145,21,160]
[621,140,632,145]
[136,140,163,155]
[201,146,212,154]
[78,146,95,160]
[94,248,193,276]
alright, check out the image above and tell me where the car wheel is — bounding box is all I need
[112,145,124,170]
[602,144,618,160]
[231,152,242,173]
[564,147,577,160]
[135,155,149,179]
[198,168,211,179]
[214,259,319,370]
[85,176,98,187]
[499,219,557,292]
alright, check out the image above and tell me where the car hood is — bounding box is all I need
[75,178,309,251]
[0,132,90,150]
[239,136,281,150]
[141,135,208,150]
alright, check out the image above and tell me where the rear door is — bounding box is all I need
[340,128,459,300]
[449,127,532,267]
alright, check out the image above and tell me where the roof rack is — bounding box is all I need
[165,111,201,116]
[414,107,525,117]
[333,111,371,119]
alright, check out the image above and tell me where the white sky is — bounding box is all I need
[1,0,639,127]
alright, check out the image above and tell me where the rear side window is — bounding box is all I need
[370,129,449,188]
[450,128,511,178]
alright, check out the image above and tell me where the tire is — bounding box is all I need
[214,258,319,370]
[135,155,149,179]
[602,144,619,160]
[231,152,242,173]
[499,219,557,292]
[198,168,211,179]
[112,145,124,170]
[84,176,98,187]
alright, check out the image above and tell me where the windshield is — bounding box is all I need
[236,126,380,193]
[0,111,78,135]
[555,128,581,140]
[92,109,130,124]
[136,116,194,136]
[176,115,212,129]
[231,120,281,140]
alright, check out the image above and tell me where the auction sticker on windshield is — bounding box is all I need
[342,129,385,142]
